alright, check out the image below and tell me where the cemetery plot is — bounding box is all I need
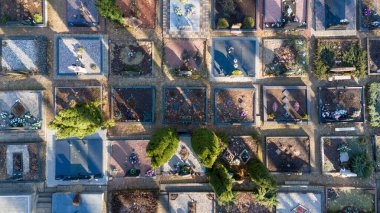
[266,137,310,173]
[112,87,154,123]
[212,37,257,77]
[56,36,104,75]
[110,140,155,178]
[164,39,205,79]
[54,86,102,113]
[314,39,367,79]
[214,88,255,125]
[67,0,99,27]
[116,0,156,28]
[264,0,307,29]
[327,188,375,212]
[110,41,152,77]
[214,0,256,30]
[0,143,40,181]
[1,37,48,75]
[314,0,356,30]
[262,38,307,77]
[110,191,158,213]
[318,87,364,123]
[360,0,380,30]
[163,87,207,124]
[0,91,43,130]
[0,0,44,26]
[322,136,367,174]
[219,136,260,181]
[263,86,309,124]
[162,135,205,176]
[169,0,200,32]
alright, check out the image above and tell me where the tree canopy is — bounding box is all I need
[146,127,179,168]
[209,163,234,205]
[191,128,223,168]
[49,101,114,139]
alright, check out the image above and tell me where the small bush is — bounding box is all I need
[242,17,255,29]
[147,127,179,168]
[191,128,222,168]
[350,152,374,178]
[96,0,125,25]
[253,187,278,209]
[209,163,234,205]
[217,18,229,29]
[0,15,9,24]
[33,13,43,23]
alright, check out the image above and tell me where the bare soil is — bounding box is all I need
[0,0,43,23]
[116,0,156,28]
[0,145,6,180]
[110,190,158,213]
[112,88,153,122]
[55,87,102,112]
[163,88,206,123]
[215,89,255,124]
[216,192,271,213]
[25,143,39,180]
[265,88,308,122]
[266,137,310,173]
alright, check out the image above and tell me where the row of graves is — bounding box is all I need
[6,0,380,32]
[4,36,380,80]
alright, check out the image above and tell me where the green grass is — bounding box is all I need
[327,188,375,212]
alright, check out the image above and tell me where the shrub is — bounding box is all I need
[96,0,125,25]
[368,83,380,127]
[209,163,234,205]
[247,158,276,189]
[247,158,278,208]
[253,187,278,209]
[242,17,255,29]
[146,127,179,168]
[191,128,223,168]
[231,70,243,75]
[217,18,229,29]
[49,101,115,139]
[33,13,43,23]
[350,152,374,178]
[0,15,9,24]
[342,43,367,78]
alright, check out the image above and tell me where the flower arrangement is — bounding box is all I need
[174,6,183,16]
[231,70,243,75]
[185,4,196,17]
[179,0,188,4]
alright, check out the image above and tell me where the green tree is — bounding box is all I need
[209,163,234,205]
[146,127,179,168]
[49,101,114,139]
[247,158,278,208]
[191,128,223,168]
[96,0,125,25]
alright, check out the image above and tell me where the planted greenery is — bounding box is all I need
[49,101,115,139]
[242,17,255,29]
[96,0,125,25]
[314,40,367,79]
[147,127,179,168]
[209,163,234,205]
[191,128,223,168]
[217,18,229,29]
[350,152,374,178]
[368,83,380,127]
[247,158,278,208]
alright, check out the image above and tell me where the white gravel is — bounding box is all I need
[1,38,47,73]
